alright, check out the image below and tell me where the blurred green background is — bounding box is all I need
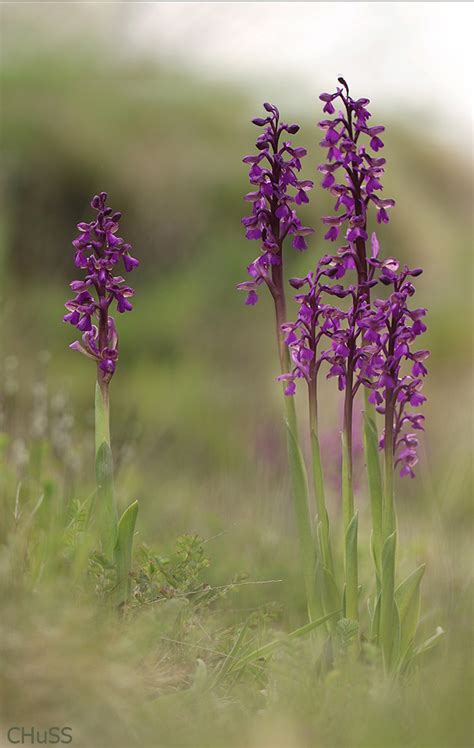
[0,4,472,747]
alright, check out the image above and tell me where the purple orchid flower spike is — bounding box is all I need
[64,192,138,385]
[315,83,398,605]
[357,261,429,478]
[64,192,139,568]
[318,76,395,296]
[238,105,323,624]
[238,103,314,319]
[275,79,430,664]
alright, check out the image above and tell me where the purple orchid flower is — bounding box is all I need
[64,192,138,383]
[318,77,395,294]
[237,102,314,309]
[357,261,428,477]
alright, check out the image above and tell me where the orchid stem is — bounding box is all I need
[342,370,359,626]
[95,377,117,558]
[274,283,320,623]
[309,382,335,576]
[380,396,397,668]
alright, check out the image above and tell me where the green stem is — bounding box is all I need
[95,378,111,451]
[342,429,359,623]
[285,417,321,623]
[281,361,321,623]
[272,275,319,623]
[382,406,395,540]
[95,378,117,558]
[380,396,397,668]
[342,361,358,624]
[363,388,383,581]
[309,383,334,577]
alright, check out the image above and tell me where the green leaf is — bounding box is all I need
[369,531,382,598]
[95,440,114,487]
[95,440,117,558]
[286,421,320,623]
[114,500,138,605]
[228,609,340,673]
[396,564,425,622]
[395,564,425,667]
[391,599,401,667]
[95,381,110,453]
[380,530,397,670]
[344,511,359,622]
[370,592,381,643]
[321,563,341,620]
[363,395,383,575]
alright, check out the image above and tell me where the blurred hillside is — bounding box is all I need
[1,31,472,547]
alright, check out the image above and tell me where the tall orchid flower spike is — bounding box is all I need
[238,102,314,375]
[316,78,397,626]
[277,257,347,615]
[358,263,428,480]
[64,192,139,601]
[238,105,321,623]
[64,191,138,391]
[358,259,429,668]
[316,79,428,668]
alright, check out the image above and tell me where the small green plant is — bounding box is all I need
[64,192,139,604]
[129,535,211,606]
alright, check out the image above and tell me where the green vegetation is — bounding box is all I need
[0,15,472,748]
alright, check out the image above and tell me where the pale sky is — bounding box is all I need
[124,2,473,135]
[4,2,473,139]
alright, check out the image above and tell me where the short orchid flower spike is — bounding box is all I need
[64,192,138,383]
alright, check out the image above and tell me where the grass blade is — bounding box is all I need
[229,609,340,673]
[213,620,251,685]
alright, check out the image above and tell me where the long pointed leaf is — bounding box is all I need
[95,440,117,558]
[344,511,359,622]
[114,500,138,605]
[370,592,381,643]
[380,530,397,669]
[395,564,425,667]
[321,563,341,619]
[391,599,401,668]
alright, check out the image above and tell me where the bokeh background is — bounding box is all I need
[1,3,473,746]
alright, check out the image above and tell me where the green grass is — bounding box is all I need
[0,18,473,747]
[0,379,472,747]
